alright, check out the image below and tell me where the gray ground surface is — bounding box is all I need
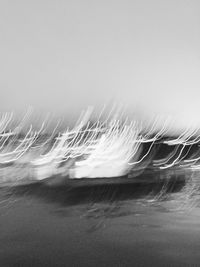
[0,172,199,267]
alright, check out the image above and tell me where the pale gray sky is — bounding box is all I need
[0,0,200,131]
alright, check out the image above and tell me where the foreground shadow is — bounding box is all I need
[7,172,187,207]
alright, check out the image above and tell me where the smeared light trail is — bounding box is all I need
[0,107,199,184]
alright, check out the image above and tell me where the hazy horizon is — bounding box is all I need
[1,0,200,133]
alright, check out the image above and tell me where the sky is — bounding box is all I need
[0,0,200,132]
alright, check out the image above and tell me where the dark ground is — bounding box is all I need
[0,169,200,267]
